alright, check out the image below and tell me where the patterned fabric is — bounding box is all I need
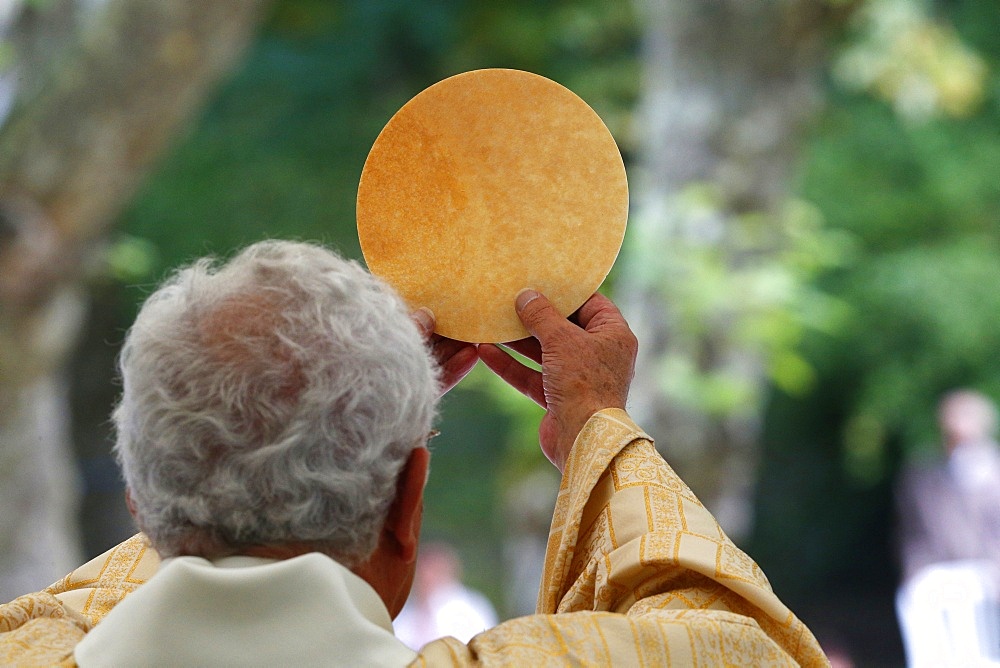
[0,409,828,666]
[417,409,828,666]
[0,533,158,665]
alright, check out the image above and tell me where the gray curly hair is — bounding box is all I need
[113,240,440,567]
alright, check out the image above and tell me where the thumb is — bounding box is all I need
[515,289,570,342]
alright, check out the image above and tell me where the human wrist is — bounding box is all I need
[554,403,623,470]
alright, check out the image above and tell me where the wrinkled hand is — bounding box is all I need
[412,308,478,396]
[478,290,637,472]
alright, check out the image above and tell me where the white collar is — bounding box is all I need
[75,552,417,667]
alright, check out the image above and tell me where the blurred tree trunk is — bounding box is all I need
[0,0,271,599]
[619,0,845,541]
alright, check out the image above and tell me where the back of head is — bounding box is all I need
[113,241,440,567]
[938,389,999,452]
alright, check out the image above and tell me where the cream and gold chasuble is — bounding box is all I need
[0,410,829,666]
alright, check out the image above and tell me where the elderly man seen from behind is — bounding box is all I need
[0,240,828,666]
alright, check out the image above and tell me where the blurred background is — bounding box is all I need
[2,0,999,664]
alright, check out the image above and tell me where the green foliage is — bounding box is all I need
[418,382,512,606]
[835,0,987,120]
[754,0,1000,626]
[0,41,13,71]
[627,182,854,415]
[837,238,1000,465]
[461,364,548,476]
[104,235,160,284]
[798,80,1000,471]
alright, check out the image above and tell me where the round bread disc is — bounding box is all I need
[357,68,628,343]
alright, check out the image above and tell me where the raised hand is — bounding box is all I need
[478,290,637,471]
[412,308,479,396]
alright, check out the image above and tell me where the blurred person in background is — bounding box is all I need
[896,389,1000,666]
[393,542,497,649]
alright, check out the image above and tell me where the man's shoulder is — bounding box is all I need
[0,591,87,666]
[0,534,157,666]
[47,533,159,625]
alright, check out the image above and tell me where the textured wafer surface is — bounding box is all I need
[357,68,628,342]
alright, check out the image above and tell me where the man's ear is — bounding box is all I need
[386,446,430,563]
[125,488,138,519]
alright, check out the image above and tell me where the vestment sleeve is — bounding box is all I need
[416,409,830,666]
